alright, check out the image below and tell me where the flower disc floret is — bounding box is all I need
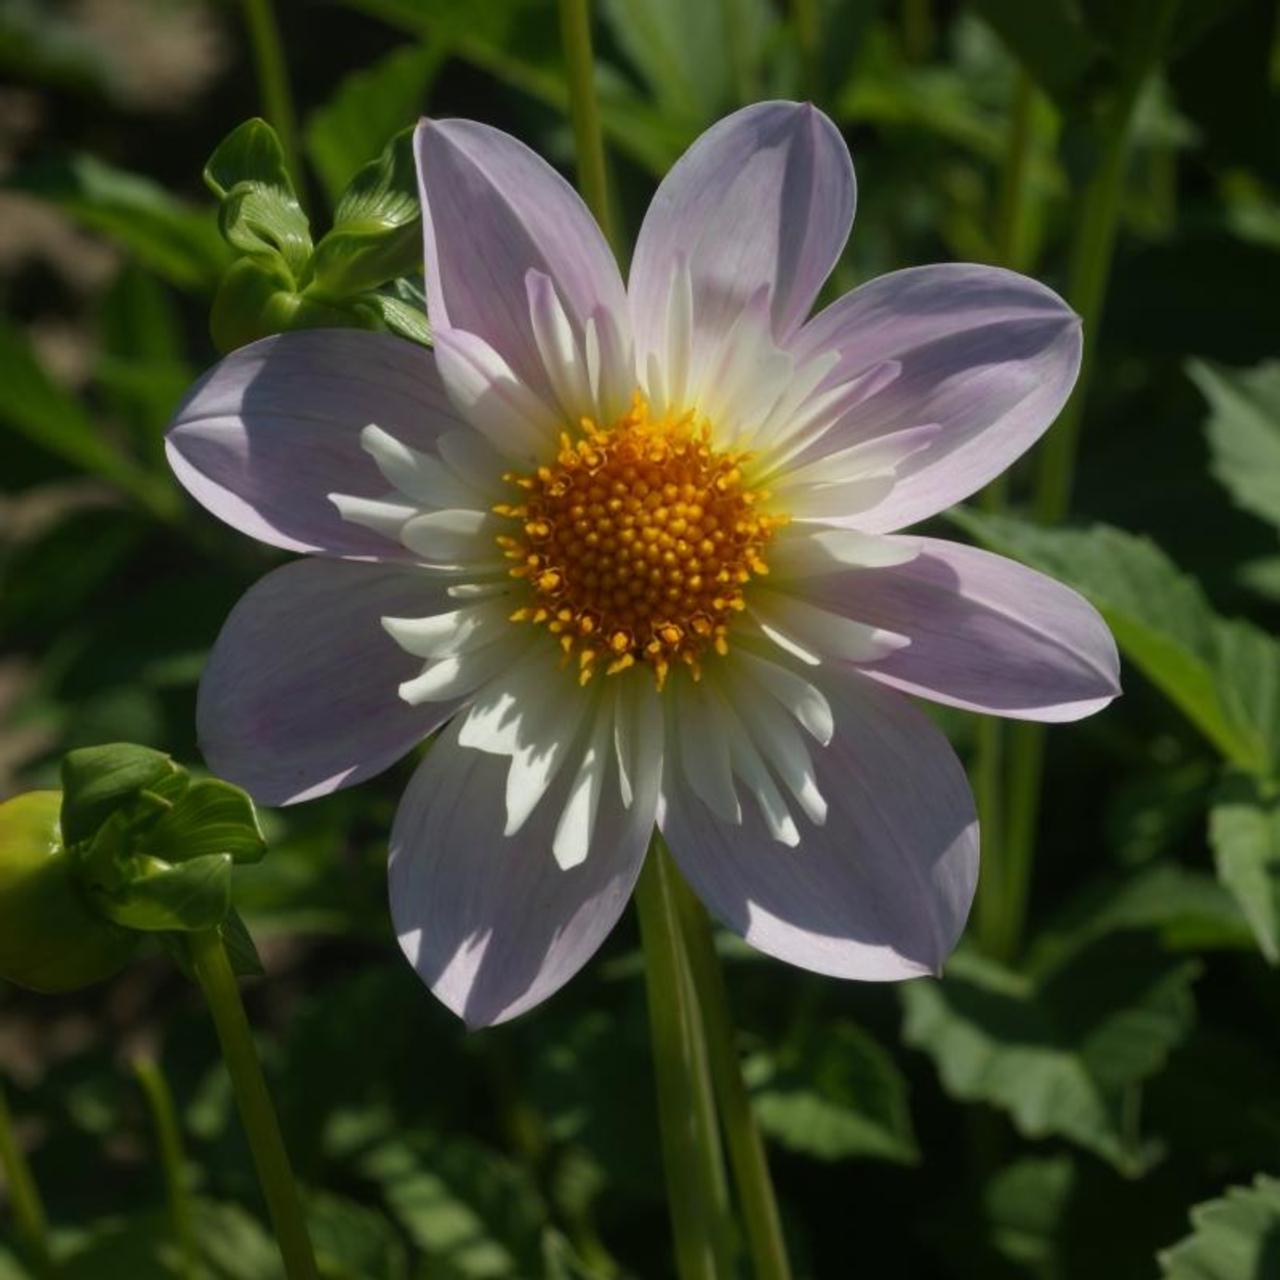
[495,394,788,688]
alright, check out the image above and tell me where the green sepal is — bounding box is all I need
[204,119,312,277]
[210,256,355,354]
[307,129,422,299]
[95,852,233,933]
[350,290,432,346]
[60,743,181,845]
[140,777,267,866]
[160,910,265,980]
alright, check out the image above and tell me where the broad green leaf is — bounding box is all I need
[982,1156,1077,1271]
[361,1135,547,1278]
[305,43,443,204]
[60,743,180,844]
[308,1192,408,1280]
[189,1200,280,1279]
[101,852,233,933]
[309,130,422,299]
[1209,772,1280,964]
[744,1019,918,1165]
[140,777,266,865]
[952,509,1280,775]
[0,319,177,518]
[1159,1175,1280,1279]
[1029,865,1253,969]
[1192,359,1280,532]
[902,935,1199,1172]
[205,119,312,277]
[7,153,229,291]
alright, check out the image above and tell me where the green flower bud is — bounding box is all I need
[0,791,137,993]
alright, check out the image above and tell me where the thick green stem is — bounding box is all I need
[186,929,318,1280]
[0,1081,55,1278]
[133,1058,197,1280]
[674,876,792,1280]
[994,0,1180,962]
[239,0,303,199]
[557,0,616,253]
[635,845,735,1280]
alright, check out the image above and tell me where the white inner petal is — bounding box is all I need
[326,493,417,541]
[769,527,921,577]
[552,702,615,869]
[750,590,910,666]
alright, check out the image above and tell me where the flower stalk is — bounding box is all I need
[993,0,1180,962]
[238,0,303,199]
[186,927,318,1280]
[133,1057,198,1280]
[0,1080,56,1279]
[557,0,616,254]
[674,875,793,1280]
[635,844,735,1280]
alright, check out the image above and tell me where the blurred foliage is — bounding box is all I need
[2,0,1280,1277]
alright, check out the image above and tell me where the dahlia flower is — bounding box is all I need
[167,102,1119,1026]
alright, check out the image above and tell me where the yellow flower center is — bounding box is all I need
[495,394,788,689]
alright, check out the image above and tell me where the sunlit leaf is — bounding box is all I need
[361,1135,547,1277]
[1159,1175,1280,1279]
[952,509,1280,776]
[60,742,179,844]
[745,1019,918,1165]
[902,935,1199,1172]
[1191,359,1280,533]
[1209,771,1280,964]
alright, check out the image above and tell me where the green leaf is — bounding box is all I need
[309,130,422,299]
[308,1191,408,1280]
[209,256,355,355]
[352,292,432,346]
[101,853,233,933]
[305,43,443,204]
[1191,359,1280,533]
[901,935,1199,1173]
[6,153,229,292]
[744,1019,918,1165]
[360,1135,547,1278]
[60,743,181,844]
[139,777,266,866]
[1209,772,1280,964]
[982,1155,1078,1272]
[0,318,177,518]
[205,119,312,277]
[952,509,1280,775]
[1159,1175,1280,1279]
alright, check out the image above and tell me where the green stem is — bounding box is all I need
[674,875,793,1280]
[994,0,1180,963]
[0,1080,56,1278]
[133,1058,197,1280]
[186,929,318,1280]
[557,0,616,253]
[790,0,821,100]
[635,844,735,1280]
[902,0,934,62]
[973,71,1043,961]
[239,0,303,199]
